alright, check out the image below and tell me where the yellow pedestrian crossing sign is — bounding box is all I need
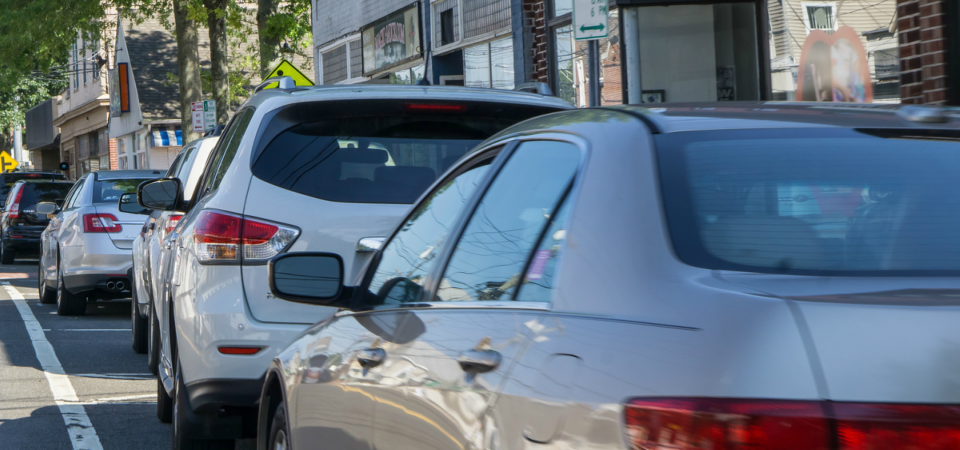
[262,60,314,89]
[0,151,19,172]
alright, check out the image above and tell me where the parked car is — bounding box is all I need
[257,103,960,450]
[138,79,572,447]
[0,171,67,207]
[37,169,164,315]
[0,180,74,264]
[130,136,219,372]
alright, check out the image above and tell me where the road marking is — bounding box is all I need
[56,329,131,332]
[74,373,154,381]
[2,282,104,450]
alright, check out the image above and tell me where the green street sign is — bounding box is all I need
[573,0,609,41]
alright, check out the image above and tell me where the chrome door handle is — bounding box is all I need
[458,349,502,373]
[357,348,386,368]
[164,233,179,250]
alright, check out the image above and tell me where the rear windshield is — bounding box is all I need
[251,99,563,204]
[0,173,66,198]
[657,128,960,276]
[94,178,152,203]
[21,183,73,208]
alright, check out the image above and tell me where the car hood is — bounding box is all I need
[721,274,960,404]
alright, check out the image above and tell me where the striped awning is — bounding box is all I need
[150,126,183,147]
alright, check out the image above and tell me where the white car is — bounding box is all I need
[38,170,164,315]
[138,78,571,448]
[130,136,219,372]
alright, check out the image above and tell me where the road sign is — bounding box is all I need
[262,60,315,89]
[0,151,19,172]
[191,100,218,132]
[573,0,609,41]
[191,101,204,132]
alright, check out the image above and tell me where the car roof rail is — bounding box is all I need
[254,76,296,93]
[514,82,555,97]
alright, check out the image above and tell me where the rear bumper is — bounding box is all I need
[63,273,132,296]
[3,225,44,251]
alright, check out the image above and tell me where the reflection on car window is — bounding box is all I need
[516,197,571,303]
[94,179,152,203]
[368,159,493,306]
[437,141,580,302]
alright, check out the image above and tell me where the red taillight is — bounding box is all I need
[83,214,121,233]
[404,103,467,112]
[625,398,960,450]
[8,185,23,219]
[166,214,183,234]
[193,210,297,263]
[218,346,262,355]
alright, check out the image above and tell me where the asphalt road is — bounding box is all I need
[0,261,255,450]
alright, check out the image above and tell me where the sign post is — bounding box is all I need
[573,0,608,107]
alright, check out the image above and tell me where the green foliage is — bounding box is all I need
[0,73,68,130]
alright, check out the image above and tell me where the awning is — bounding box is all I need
[150,125,182,147]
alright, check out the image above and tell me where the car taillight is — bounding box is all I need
[624,398,960,450]
[166,214,183,234]
[83,214,121,233]
[193,210,298,264]
[8,185,23,219]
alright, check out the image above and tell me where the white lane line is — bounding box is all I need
[56,329,130,332]
[74,373,154,381]
[2,282,104,450]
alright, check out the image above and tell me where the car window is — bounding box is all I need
[201,108,254,197]
[250,100,563,205]
[64,176,88,209]
[436,140,580,302]
[367,155,496,306]
[165,151,187,178]
[657,129,960,275]
[515,196,572,303]
[20,183,73,209]
[93,178,153,203]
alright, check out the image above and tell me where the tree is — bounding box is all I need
[202,0,231,125]
[257,0,312,78]
[0,72,68,131]
[172,0,204,143]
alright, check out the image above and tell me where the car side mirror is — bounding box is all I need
[138,178,182,212]
[118,193,150,215]
[36,202,60,215]
[268,252,348,306]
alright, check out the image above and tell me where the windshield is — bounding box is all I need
[21,183,73,208]
[657,128,960,276]
[0,174,66,200]
[94,179,153,203]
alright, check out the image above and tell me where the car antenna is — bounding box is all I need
[416,43,432,86]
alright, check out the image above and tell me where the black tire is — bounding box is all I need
[172,362,235,450]
[1,238,15,265]
[38,261,55,304]
[56,266,86,316]
[157,375,173,423]
[267,403,290,450]
[131,286,148,354]
[147,302,160,376]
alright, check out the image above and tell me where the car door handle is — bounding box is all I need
[458,349,502,373]
[164,233,179,250]
[357,348,386,368]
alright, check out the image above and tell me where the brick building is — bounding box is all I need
[897,0,959,105]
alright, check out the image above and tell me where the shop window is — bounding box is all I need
[390,64,425,84]
[803,3,835,32]
[548,0,574,103]
[463,37,514,90]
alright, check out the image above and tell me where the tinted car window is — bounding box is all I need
[203,109,254,196]
[94,178,153,203]
[437,141,580,302]
[251,100,563,205]
[367,157,494,306]
[657,128,960,275]
[63,176,88,209]
[20,183,73,208]
[0,173,66,202]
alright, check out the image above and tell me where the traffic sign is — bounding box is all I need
[0,151,18,172]
[191,100,218,132]
[573,0,609,41]
[191,101,204,132]
[262,60,315,89]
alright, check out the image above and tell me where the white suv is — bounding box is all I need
[138,79,570,448]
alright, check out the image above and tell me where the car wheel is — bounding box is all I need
[172,361,235,450]
[147,302,160,376]
[157,374,173,423]
[38,260,55,304]
[56,266,86,316]
[131,286,148,354]
[0,236,14,265]
[268,403,290,450]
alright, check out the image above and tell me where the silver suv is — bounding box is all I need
[138,79,571,447]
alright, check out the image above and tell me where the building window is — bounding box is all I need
[390,64,425,84]
[322,44,348,84]
[441,9,455,46]
[462,0,511,39]
[82,41,87,85]
[803,2,836,32]
[434,0,460,48]
[73,43,79,89]
[463,37,514,89]
[873,48,899,80]
[93,40,100,80]
[318,37,362,84]
[100,155,110,170]
[548,0,574,102]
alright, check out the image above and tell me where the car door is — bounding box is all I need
[57,174,92,272]
[46,175,88,269]
[41,180,82,281]
[355,140,583,450]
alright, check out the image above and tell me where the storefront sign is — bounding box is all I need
[109,63,130,115]
[797,26,873,103]
[573,0,609,40]
[362,3,421,76]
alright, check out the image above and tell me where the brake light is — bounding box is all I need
[8,185,23,219]
[405,103,467,112]
[193,210,298,264]
[624,398,960,450]
[83,214,121,233]
[218,346,262,355]
[166,214,183,234]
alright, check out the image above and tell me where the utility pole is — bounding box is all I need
[587,40,600,107]
[13,96,22,166]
